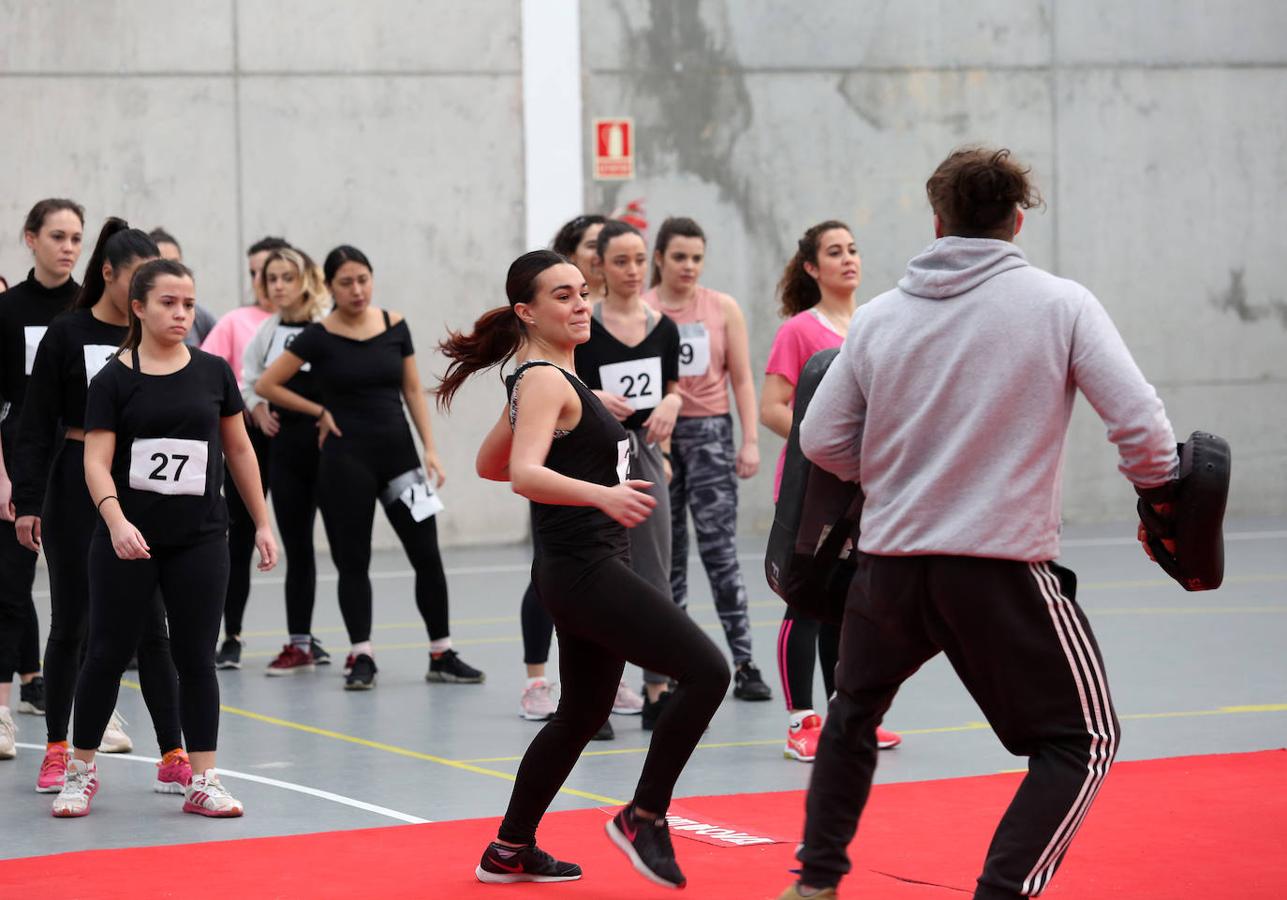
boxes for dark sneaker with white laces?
[344,654,377,690]
[215,638,242,670]
[733,662,773,701]
[19,676,46,715]
[310,637,331,666]
[606,805,686,889]
[475,842,582,884]
[425,649,485,684]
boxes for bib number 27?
[129,438,209,497]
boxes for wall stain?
[1209,267,1287,328]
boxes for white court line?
[13,743,429,825]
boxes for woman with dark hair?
[643,216,771,702]
[53,258,277,817]
[239,247,333,674]
[255,245,482,690]
[148,228,217,347]
[761,221,901,764]
[13,219,189,792]
[550,214,607,297]
[0,199,84,760]
[439,249,728,889]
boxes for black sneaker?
[425,649,485,684]
[18,676,45,715]
[592,718,615,741]
[733,662,773,701]
[310,637,331,666]
[125,654,139,671]
[344,653,377,690]
[215,638,242,670]
[606,805,686,889]
[475,841,582,884]
[640,689,672,732]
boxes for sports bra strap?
[130,349,140,372]
[592,303,657,331]
[381,309,391,328]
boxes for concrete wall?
[581,0,1287,531]
[2,2,1283,549]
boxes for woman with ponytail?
[255,245,482,690]
[439,250,728,890]
[13,219,190,792]
[0,199,84,760]
[761,220,901,764]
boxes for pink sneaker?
[155,748,193,794]
[784,714,823,762]
[877,726,902,750]
[36,745,70,793]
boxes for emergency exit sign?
[594,118,634,180]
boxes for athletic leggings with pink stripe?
[777,608,840,712]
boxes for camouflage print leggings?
[669,415,753,665]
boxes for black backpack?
[764,349,863,625]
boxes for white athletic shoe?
[0,707,16,759]
[612,680,644,715]
[98,710,133,754]
[520,680,557,721]
[52,759,98,817]
[183,770,244,818]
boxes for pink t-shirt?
[765,309,845,500]
[200,305,272,387]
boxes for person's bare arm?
[723,296,760,478]
[220,413,277,572]
[476,404,512,482]
[84,429,149,560]
[760,373,795,439]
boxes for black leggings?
[498,550,730,845]
[521,582,554,666]
[317,433,449,645]
[0,519,39,681]
[777,607,841,712]
[269,417,319,636]
[74,536,228,753]
[42,443,182,750]
[223,422,271,637]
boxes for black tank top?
[505,360,629,558]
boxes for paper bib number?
[616,438,630,483]
[265,325,310,371]
[677,323,711,377]
[599,357,662,411]
[24,326,47,375]
[83,344,118,384]
[129,438,209,496]
[401,479,444,523]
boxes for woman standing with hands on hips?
[762,221,901,763]
[255,246,484,690]
[439,250,728,889]
[53,259,278,818]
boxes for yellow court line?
[119,679,624,807]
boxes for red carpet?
[3,751,1283,898]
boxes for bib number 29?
[129,438,209,496]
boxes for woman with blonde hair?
[240,247,333,673]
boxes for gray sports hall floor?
[2,517,1284,860]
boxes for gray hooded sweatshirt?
[799,237,1177,562]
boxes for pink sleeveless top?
[643,285,730,417]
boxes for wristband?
[316,407,328,420]
[96,495,119,513]
[661,451,673,463]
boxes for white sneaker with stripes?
[183,770,244,818]
[51,758,98,817]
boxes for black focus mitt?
[1136,431,1231,591]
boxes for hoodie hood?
[897,237,1029,300]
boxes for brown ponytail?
[435,249,569,411]
[777,219,850,317]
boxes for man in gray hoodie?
[779,148,1179,900]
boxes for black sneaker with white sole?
[425,649,485,683]
[18,676,45,715]
[592,718,615,741]
[215,638,242,670]
[310,637,331,666]
[733,662,773,701]
[344,654,377,690]
[606,805,686,889]
[475,842,582,884]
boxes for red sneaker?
[36,745,69,793]
[155,748,193,794]
[266,644,316,677]
[784,714,823,762]
[877,726,902,750]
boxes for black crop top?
[12,308,127,518]
[85,349,243,547]
[506,361,629,558]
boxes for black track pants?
[269,418,319,636]
[497,551,731,845]
[799,555,1118,899]
[0,518,38,681]
[777,607,840,712]
[222,422,270,638]
[317,434,449,645]
[41,443,181,750]
[74,536,229,753]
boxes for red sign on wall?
[594,118,634,180]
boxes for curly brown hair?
[776,220,851,318]
[926,147,1043,238]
